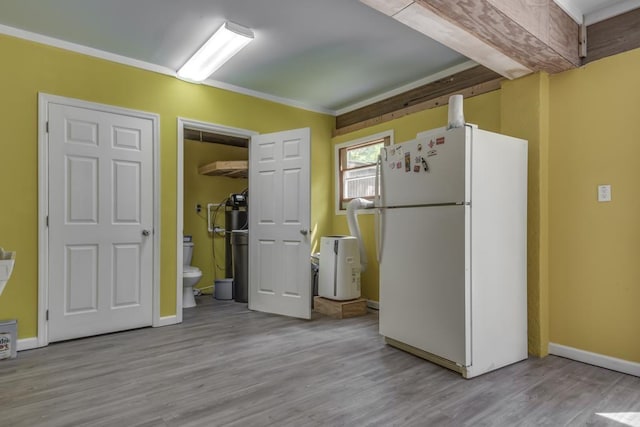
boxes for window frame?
[334,130,393,215]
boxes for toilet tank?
[183,242,194,266]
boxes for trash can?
[231,230,249,303]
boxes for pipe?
[346,198,375,272]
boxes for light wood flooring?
[1,297,639,427]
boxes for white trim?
[334,130,394,215]
[0,23,333,116]
[38,93,161,345]
[0,23,176,77]
[152,110,162,328]
[176,118,258,319]
[177,123,184,324]
[156,315,179,327]
[335,60,478,115]
[17,337,39,352]
[37,95,49,349]
[203,78,334,115]
[367,300,380,310]
[549,342,640,377]
[584,0,640,25]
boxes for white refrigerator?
[376,124,528,379]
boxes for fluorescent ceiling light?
[177,21,254,82]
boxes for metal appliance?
[225,192,247,278]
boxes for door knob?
[299,229,308,236]
[142,229,151,236]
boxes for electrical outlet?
[598,185,611,202]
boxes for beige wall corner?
[501,72,550,357]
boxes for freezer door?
[379,127,469,207]
[379,205,470,366]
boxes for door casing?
[37,93,161,347]
[176,118,257,321]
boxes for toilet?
[183,242,203,308]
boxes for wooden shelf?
[198,161,248,179]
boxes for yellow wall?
[3,25,638,365]
[331,91,502,301]
[501,73,550,357]
[0,34,334,338]
[548,48,640,363]
[183,140,248,292]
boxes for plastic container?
[214,278,233,300]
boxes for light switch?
[598,185,611,202]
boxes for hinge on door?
[46,121,49,133]
[46,310,49,321]
[46,216,49,227]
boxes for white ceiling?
[554,0,640,24]
[0,0,636,114]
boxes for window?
[335,131,392,212]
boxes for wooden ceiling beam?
[335,65,503,136]
[586,7,640,64]
[360,0,580,79]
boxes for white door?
[48,103,154,342]
[248,128,311,319]
[379,205,470,366]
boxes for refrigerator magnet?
[427,149,437,157]
[436,137,445,145]
[413,165,420,173]
[428,139,435,149]
[396,161,402,169]
[404,152,411,172]
[417,143,423,151]
[421,157,430,172]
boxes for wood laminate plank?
[1,298,638,426]
[335,65,503,135]
[586,7,640,64]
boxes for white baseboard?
[17,337,39,351]
[156,315,179,327]
[367,300,379,310]
[549,342,640,377]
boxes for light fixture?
[177,21,254,82]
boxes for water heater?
[318,236,361,300]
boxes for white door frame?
[37,93,161,347]
[176,118,257,321]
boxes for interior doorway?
[176,119,257,322]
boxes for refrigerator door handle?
[375,154,382,208]
[375,154,383,262]
[375,207,383,263]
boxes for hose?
[346,198,375,272]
